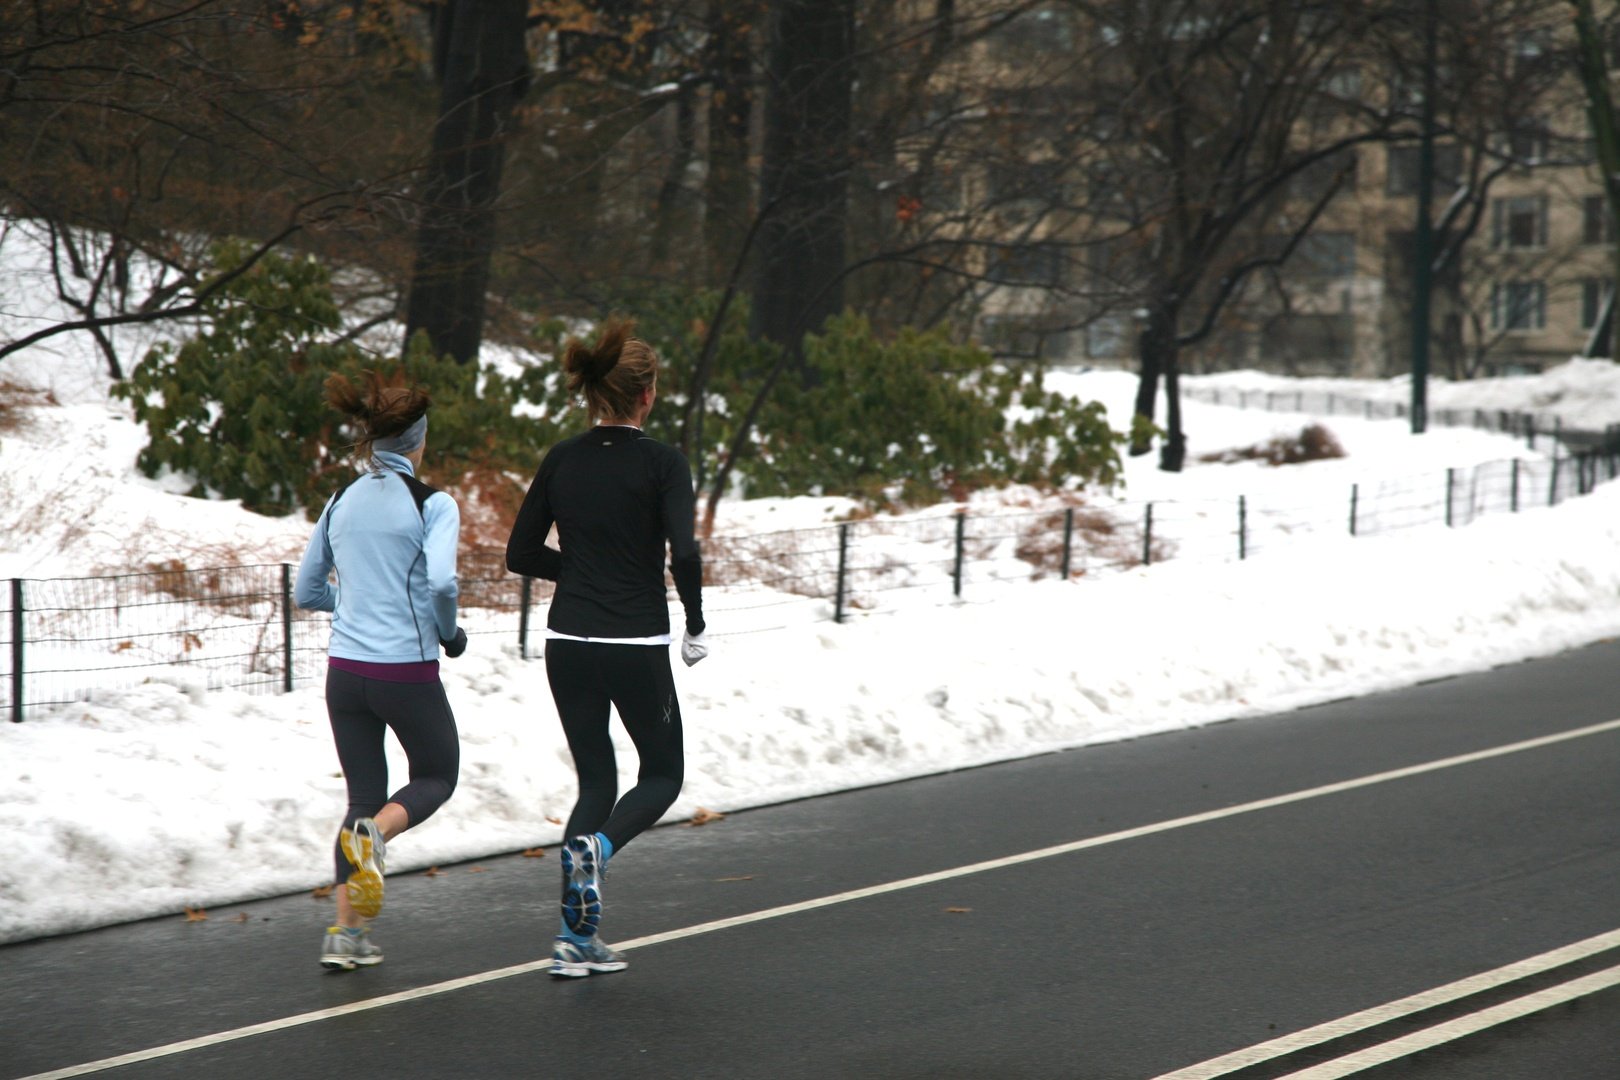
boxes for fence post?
[1525,414,1535,451]
[1059,507,1074,580]
[10,579,22,723]
[1349,484,1359,537]
[519,576,533,659]
[1548,449,1560,507]
[1238,495,1247,560]
[1510,459,1520,513]
[834,523,850,623]
[1142,503,1154,566]
[280,564,294,694]
[952,512,966,598]
[1444,468,1454,527]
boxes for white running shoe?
[320,926,383,970]
[549,935,626,978]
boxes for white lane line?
[1271,963,1620,1080]
[1149,928,1620,1079]
[21,716,1620,1080]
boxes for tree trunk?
[1571,0,1620,361]
[402,0,529,365]
[704,0,758,282]
[1131,314,1163,456]
[651,86,699,271]
[1159,345,1186,472]
[750,0,855,349]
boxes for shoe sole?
[560,839,602,937]
[549,959,627,978]
[320,954,384,971]
[341,821,385,919]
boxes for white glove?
[681,630,709,667]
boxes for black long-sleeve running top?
[506,425,704,639]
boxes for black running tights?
[325,667,460,884]
[544,639,685,854]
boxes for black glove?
[440,627,468,658]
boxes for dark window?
[1491,196,1547,249]
[1581,278,1613,329]
[1583,196,1616,245]
[1289,150,1358,202]
[1386,144,1461,196]
[1260,313,1355,363]
[989,6,1077,54]
[1288,232,1356,279]
[986,160,1068,208]
[1491,281,1546,331]
[1086,314,1132,359]
[987,243,1065,287]
[1506,123,1549,164]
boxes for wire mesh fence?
[1183,384,1620,456]
[5,447,1617,719]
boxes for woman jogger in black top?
[506,319,707,978]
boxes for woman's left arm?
[423,493,461,642]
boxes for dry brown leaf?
[183,906,208,922]
[688,807,725,826]
[521,847,547,858]
[311,884,335,899]
[232,912,250,924]
[944,907,972,914]
[545,816,563,825]
[424,866,443,877]
[467,865,489,874]
[715,875,755,882]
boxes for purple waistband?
[328,657,441,684]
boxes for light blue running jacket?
[294,452,460,663]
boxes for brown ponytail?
[562,318,659,424]
[324,369,431,461]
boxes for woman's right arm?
[506,451,563,580]
[293,498,339,612]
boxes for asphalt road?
[3,639,1617,1080]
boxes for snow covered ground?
[4,231,1620,944]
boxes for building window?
[1386,144,1461,196]
[989,6,1077,54]
[1289,149,1358,202]
[1583,196,1616,245]
[987,243,1064,287]
[1491,281,1547,331]
[1288,232,1356,279]
[1491,196,1547,249]
[1086,313,1132,359]
[1581,278,1613,329]
[986,159,1068,209]
[1260,313,1356,363]
[1505,121,1550,165]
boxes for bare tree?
[0,1,432,368]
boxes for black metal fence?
[5,448,1617,720]
[1182,384,1620,456]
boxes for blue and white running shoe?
[559,834,606,938]
[549,935,627,978]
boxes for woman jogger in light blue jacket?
[295,371,466,971]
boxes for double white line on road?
[19,715,1620,1080]
[1150,930,1620,1079]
